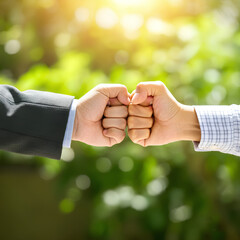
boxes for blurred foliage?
[0,0,240,239]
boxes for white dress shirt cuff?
[193,105,240,156]
[62,99,78,148]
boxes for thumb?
[97,84,130,105]
[132,81,166,105]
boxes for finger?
[131,91,153,107]
[139,96,154,107]
[108,98,122,106]
[104,106,128,118]
[136,140,145,146]
[128,116,153,129]
[103,128,126,145]
[130,90,136,100]
[128,129,150,143]
[102,118,127,130]
[131,81,167,104]
[96,84,130,105]
[128,104,153,117]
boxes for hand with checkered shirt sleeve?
[194,105,240,157]
[129,81,240,157]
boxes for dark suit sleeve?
[0,85,74,159]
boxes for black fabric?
[0,85,74,159]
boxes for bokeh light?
[76,175,91,190]
[146,178,167,196]
[118,157,134,172]
[103,190,120,206]
[4,40,21,55]
[75,7,90,23]
[61,148,75,162]
[121,14,144,32]
[96,8,118,29]
[0,0,240,239]
[146,18,174,36]
[59,198,75,214]
[170,205,192,223]
[113,0,146,7]
[54,33,71,48]
[131,195,148,211]
[96,157,112,172]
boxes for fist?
[102,98,128,145]
[128,97,154,144]
[128,81,182,146]
[72,84,130,147]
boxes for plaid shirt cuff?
[193,105,240,157]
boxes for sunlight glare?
[96,8,118,29]
[121,14,144,32]
[147,18,173,36]
[75,7,90,23]
[113,0,146,7]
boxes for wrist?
[72,113,78,141]
[177,105,201,142]
[72,100,81,142]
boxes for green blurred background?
[0,0,240,239]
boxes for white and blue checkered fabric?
[194,105,240,157]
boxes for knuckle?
[103,107,110,117]
[145,129,151,138]
[122,106,129,117]
[121,119,127,129]
[127,116,135,128]
[137,82,145,90]
[127,129,134,140]
[112,84,128,92]
[109,138,117,147]
[128,105,134,115]
[131,129,138,138]
[149,118,154,127]
[110,128,116,135]
[120,131,126,141]
[120,84,128,91]
[147,106,153,116]
[95,83,106,90]
[102,118,107,127]
[106,128,112,135]
[156,81,165,89]
[132,138,139,144]
[137,140,144,146]
[128,130,138,142]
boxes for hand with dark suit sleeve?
[72,84,130,147]
[0,84,130,159]
[0,85,74,159]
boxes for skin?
[72,82,201,148]
[72,84,130,147]
[128,81,201,146]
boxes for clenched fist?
[128,81,201,146]
[72,84,129,147]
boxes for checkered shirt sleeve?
[193,105,240,157]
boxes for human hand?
[72,84,129,147]
[128,81,201,146]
